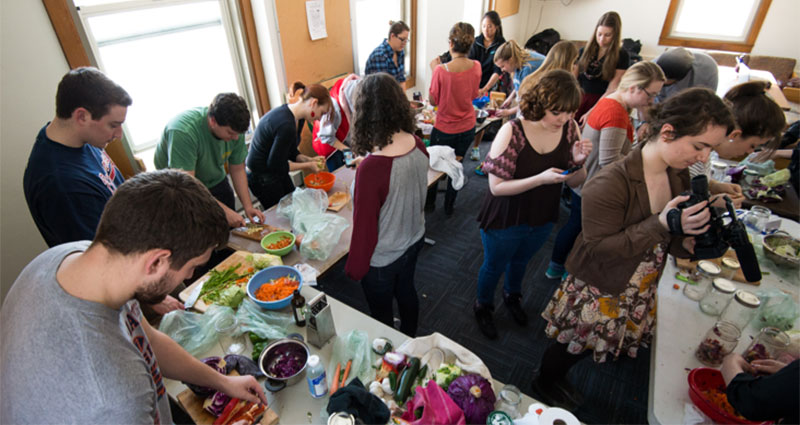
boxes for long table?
[165,286,542,424]
[648,217,800,424]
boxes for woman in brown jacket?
[533,88,736,407]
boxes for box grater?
[306,292,336,348]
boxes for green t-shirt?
[154,106,247,188]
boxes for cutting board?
[675,249,760,285]
[179,251,257,312]
[231,223,287,242]
[176,372,279,425]
[326,191,351,212]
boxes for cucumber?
[416,365,428,384]
[388,371,398,392]
[394,357,421,404]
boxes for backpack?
[622,38,643,63]
[525,28,560,55]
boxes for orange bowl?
[687,368,770,424]
[304,172,335,192]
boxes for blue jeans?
[360,237,424,336]
[548,189,582,273]
[477,223,555,306]
[429,127,475,209]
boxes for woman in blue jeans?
[474,70,591,339]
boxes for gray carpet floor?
[315,141,651,424]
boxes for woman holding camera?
[534,88,735,407]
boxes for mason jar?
[719,290,761,332]
[720,257,741,281]
[684,260,720,301]
[699,278,737,316]
[742,327,791,362]
[695,321,741,367]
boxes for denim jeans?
[477,223,555,306]
[548,189,582,273]
[428,127,475,209]
[360,237,424,336]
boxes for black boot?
[503,292,528,326]
[473,302,498,339]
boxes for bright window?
[75,0,254,152]
[659,0,772,52]
[351,0,408,77]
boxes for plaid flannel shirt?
[364,39,406,83]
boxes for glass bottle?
[292,289,306,327]
[699,278,737,316]
[719,290,761,332]
[695,321,741,367]
[742,327,791,362]
[684,260,720,301]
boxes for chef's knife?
[183,278,207,309]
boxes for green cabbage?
[216,285,246,309]
[434,363,461,389]
[246,253,283,271]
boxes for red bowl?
[304,172,335,192]
[687,368,770,424]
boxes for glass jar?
[711,161,729,181]
[742,327,791,362]
[743,206,772,234]
[720,257,741,281]
[742,169,759,188]
[699,278,737,316]
[719,290,761,332]
[495,384,522,419]
[684,260,720,301]
[695,321,741,367]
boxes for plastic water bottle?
[306,355,328,398]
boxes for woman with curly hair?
[473,70,592,340]
[344,73,429,336]
[534,88,735,408]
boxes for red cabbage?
[185,357,226,397]
[447,374,496,424]
[203,391,231,417]
[224,354,264,378]
[264,342,307,378]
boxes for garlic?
[381,377,393,395]
[369,380,384,397]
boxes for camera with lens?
[667,175,761,282]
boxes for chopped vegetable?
[447,374,496,424]
[200,264,251,304]
[250,333,269,362]
[434,364,462,389]
[245,253,282,271]
[254,276,299,302]
[204,392,232,417]
[217,284,246,308]
[186,357,227,397]
[673,283,680,290]
[703,388,746,420]
[266,235,293,250]
[266,343,306,378]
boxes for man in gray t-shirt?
[0,170,267,424]
[655,47,719,102]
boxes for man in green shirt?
[155,93,265,227]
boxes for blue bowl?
[247,265,303,310]
[472,95,490,109]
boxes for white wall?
[0,0,69,303]
[523,0,800,63]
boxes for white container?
[305,355,328,398]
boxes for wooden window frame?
[658,0,771,53]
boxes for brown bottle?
[292,289,306,327]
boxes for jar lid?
[711,161,728,168]
[721,257,740,269]
[712,278,736,293]
[698,260,722,275]
[734,290,760,308]
[744,169,759,175]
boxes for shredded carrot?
[254,276,299,301]
[266,236,292,250]
[702,388,745,420]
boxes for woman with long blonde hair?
[520,40,579,93]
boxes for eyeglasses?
[396,35,409,44]
[640,86,658,99]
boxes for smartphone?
[561,165,583,175]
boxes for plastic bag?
[755,289,799,331]
[235,298,294,340]
[400,382,465,425]
[276,188,350,260]
[159,305,237,357]
[327,330,374,385]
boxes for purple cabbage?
[224,354,264,378]
[447,374,496,424]
[264,342,307,378]
[184,357,226,397]
[203,391,231,417]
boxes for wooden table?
[229,166,445,277]
[742,182,799,221]
[647,218,800,424]
[166,286,544,424]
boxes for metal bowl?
[763,232,800,269]
[410,100,424,114]
[258,334,309,392]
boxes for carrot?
[330,363,341,394]
[341,359,352,387]
[254,275,299,301]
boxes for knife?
[183,278,207,309]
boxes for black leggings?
[539,342,590,382]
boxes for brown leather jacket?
[566,145,693,296]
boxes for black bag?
[525,28,560,55]
[622,38,643,63]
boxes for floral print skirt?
[542,243,667,363]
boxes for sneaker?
[470,146,480,161]
[530,376,578,411]
[503,293,528,326]
[474,163,486,176]
[545,264,565,280]
[473,302,498,339]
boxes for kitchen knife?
[183,278,207,309]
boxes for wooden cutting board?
[178,251,260,312]
[231,223,287,242]
[326,191,351,212]
[675,249,760,285]
[176,371,279,425]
